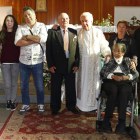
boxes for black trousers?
[102,80,132,120]
[50,71,76,111]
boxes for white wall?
[114,6,140,26]
[0,6,12,30]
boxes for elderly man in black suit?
[100,43,139,134]
[46,13,79,116]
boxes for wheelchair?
[96,80,139,140]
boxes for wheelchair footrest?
[96,120,103,131]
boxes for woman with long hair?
[0,15,20,111]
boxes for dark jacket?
[109,33,138,59]
[100,57,139,85]
[46,27,79,73]
[134,27,140,67]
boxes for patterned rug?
[0,104,140,140]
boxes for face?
[24,10,36,25]
[80,15,92,31]
[5,16,14,30]
[113,46,125,59]
[117,23,128,36]
[58,13,69,29]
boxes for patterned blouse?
[15,22,47,65]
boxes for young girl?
[0,15,20,111]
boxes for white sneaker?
[19,105,30,115]
[38,105,45,114]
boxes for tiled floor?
[0,103,11,131]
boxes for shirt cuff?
[107,73,114,79]
[128,74,133,80]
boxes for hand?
[130,61,136,70]
[104,55,112,63]
[121,75,130,81]
[72,67,78,73]
[52,24,59,30]
[22,36,27,41]
[111,75,123,82]
[50,66,56,73]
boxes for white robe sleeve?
[99,30,111,57]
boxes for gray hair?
[58,13,69,19]
[80,12,93,22]
[112,43,127,53]
[23,7,35,14]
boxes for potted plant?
[94,14,114,32]
[129,16,140,26]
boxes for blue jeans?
[19,61,44,105]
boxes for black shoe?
[52,111,58,116]
[70,108,79,114]
[115,124,127,135]
[11,102,16,111]
[103,122,112,132]
[6,100,11,110]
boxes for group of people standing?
[0,6,139,129]
[0,6,111,116]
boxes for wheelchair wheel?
[128,126,139,140]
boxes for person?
[134,26,140,65]
[134,26,140,111]
[76,12,111,112]
[46,13,79,116]
[0,15,20,111]
[15,7,47,114]
[100,43,139,134]
[109,20,138,66]
[52,12,111,112]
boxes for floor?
[0,103,11,131]
[0,67,51,131]
[1,103,140,132]
[1,70,140,132]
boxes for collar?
[117,33,129,41]
[84,26,92,34]
[25,21,37,29]
[60,27,68,32]
[114,56,123,64]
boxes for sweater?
[1,32,20,63]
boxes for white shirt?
[14,22,47,65]
[107,56,133,80]
[60,27,69,58]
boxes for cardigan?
[100,57,139,83]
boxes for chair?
[96,80,139,140]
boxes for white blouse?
[107,56,133,80]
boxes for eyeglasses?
[113,50,122,53]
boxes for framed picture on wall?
[36,0,47,12]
